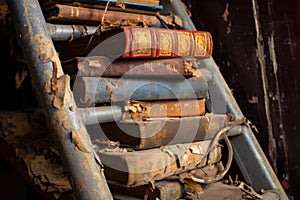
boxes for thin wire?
[86,0,110,49]
[191,134,233,184]
[190,118,246,184]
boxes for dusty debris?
[157,13,183,29]
[183,60,201,78]
[0,110,73,199]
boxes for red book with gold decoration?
[58,26,213,60]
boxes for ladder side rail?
[6,0,113,199]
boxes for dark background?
[0,0,299,199]
[186,0,299,199]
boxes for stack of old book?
[41,1,232,199]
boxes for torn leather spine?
[96,139,222,187]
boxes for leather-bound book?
[73,75,208,105]
[88,113,228,150]
[58,26,213,60]
[43,4,159,26]
[39,0,163,11]
[62,56,203,78]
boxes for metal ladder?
[6,0,288,199]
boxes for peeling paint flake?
[52,110,73,130]
[222,2,230,22]
[71,129,91,153]
[52,75,72,109]
[33,34,55,63]
[183,60,201,77]
[189,144,205,155]
[33,34,64,94]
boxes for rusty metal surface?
[91,113,228,150]
[77,105,123,125]
[6,0,113,199]
[74,75,209,105]
[124,99,205,119]
[45,23,98,41]
[97,140,222,187]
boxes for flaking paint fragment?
[15,66,28,89]
[183,60,201,78]
[33,34,64,94]
[52,110,72,130]
[52,75,72,109]
[71,129,90,153]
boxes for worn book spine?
[97,140,222,187]
[89,113,228,150]
[60,26,213,59]
[43,4,159,26]
[73,75,208,105]
[123,99,206,119]
[40,0,163,11]
[62,56,202,77]
[42,2,159,16]
[119,26,213,58]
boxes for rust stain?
[105,84,113,98]
[105,79,117,101]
